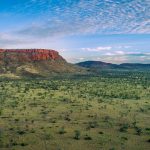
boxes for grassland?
[0,70,150,150]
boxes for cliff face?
[0,49,65,62]
[0,49,84,78]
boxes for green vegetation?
[74,130,81,140]
[0,70,150,150]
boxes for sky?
[0,0,150,63]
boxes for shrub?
[58,127,66,134]
[0,109,3,116]
[44,133,52,140]
[98,131,104,134]
[20,142,28,146]
[121,136,128,141]
[84,134,92,140]
[17,130,26,135]
[109,148,116,150]
[88,121,98,129]
[74,130,81,140]
[119,124,129,132]
[135,127,142,136]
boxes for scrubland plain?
[0,70,150,150]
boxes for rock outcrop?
[0,49,65,62]
[0,49,84,78]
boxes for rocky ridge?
[0,49,65,62]
[0,49,84,78]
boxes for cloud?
[0,33,33,47]
[115,51,126,55]
[82,46,112,51]
[105,52,115,56]
[103,50,145,56]
[72,53,150,64]
[0,0,149,61]
[10,0,150,39]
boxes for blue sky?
[0,0,150,63]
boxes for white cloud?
[104,51,145,56]
[10,0,150,39]
[0,33,33,47]
[0,0,149,48]
[115,51,125,55]
[105,52,115,56]
[82,46,112,51]
[79,57,85,60]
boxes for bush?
[84,134,92,140]
[74,130,81,140]
[0,109,3,116]
[135,127,142,136]
[43,133,52,140]
[58,127,66,134]
[98,131,104,134]
[20,142,28,146]
[17,130,26,135]
[147,139,150,143]
[88,121,98,129]
[119,124,129,132]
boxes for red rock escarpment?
[0,49,65,62]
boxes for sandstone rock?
[0,49,85,78]
[0,49,65,62]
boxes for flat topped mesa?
[0,49,64,61]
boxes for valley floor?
[0,71,150,150]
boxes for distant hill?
[76,61,117,69]
[119,63,150,69]
[76,61,150,70]
[0,49,85,78]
